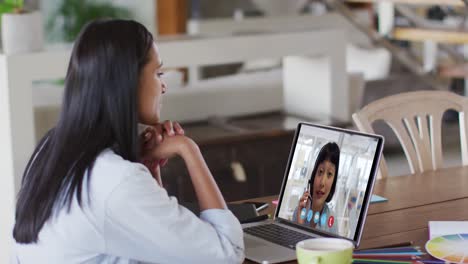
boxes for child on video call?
[292,142,340,234]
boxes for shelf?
[393,27,468,44]
[346,0,464,6]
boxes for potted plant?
[1,0,44,54]
[47,0,132,43]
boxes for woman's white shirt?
[13,149,245,264]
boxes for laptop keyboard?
[244,224,314,249]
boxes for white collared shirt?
[13,149,245,264]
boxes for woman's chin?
[314,199,326,209]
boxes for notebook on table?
[429,221,468,239]
[243,122,384,263]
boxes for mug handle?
[307,256,321,264]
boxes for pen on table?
[363,241,414,250]
[355,246,420,253]
[354,248,422,255]
[353,253,422,259]
[414,260,447,264]
[353,260,444,264]
[353,259,412,264]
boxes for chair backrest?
[352,91,468,178]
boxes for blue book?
[370,194,388,204]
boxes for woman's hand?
[141,121,184,163]
[140,120,185,183]
[142,122,226,211]
[298,190,310,210]
[296,190,310,224]
[149,135,197,161]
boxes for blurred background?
[2,2,468,260]
[2,0,467,206]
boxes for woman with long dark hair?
[12,20,244,263]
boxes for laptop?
[243,122,384,263]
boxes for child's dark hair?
[308,142,340,202]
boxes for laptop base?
[244,234,296,264]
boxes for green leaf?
[47,0,133,42]
[1,0,23,9]
[0,3,16,11]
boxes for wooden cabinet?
[161,134,293,202]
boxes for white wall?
[113,0,156,36]
[0,55,16,264]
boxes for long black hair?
[13,19,154,243]
[308,142,341,203]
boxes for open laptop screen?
[276,123,383,242]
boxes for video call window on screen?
[278,125,379,239]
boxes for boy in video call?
[292,142,340,234]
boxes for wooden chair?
[352,91,468,178]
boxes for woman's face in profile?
[138,42,166,125]
[312,160,336,208]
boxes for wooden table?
[243,166,468,263]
